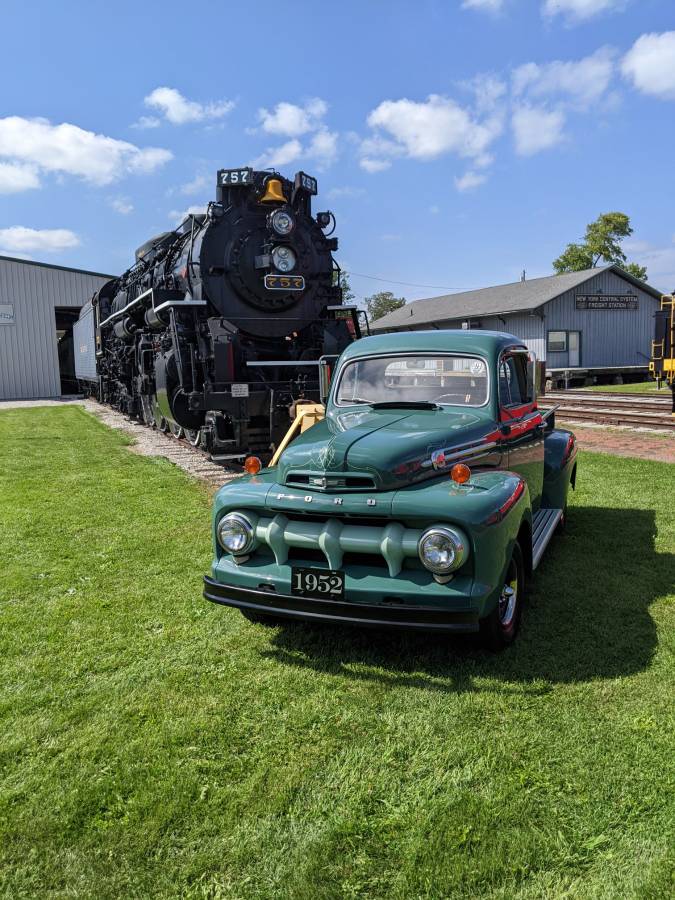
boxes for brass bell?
[259,178,286,203]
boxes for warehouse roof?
[370,264,663,332]
[0,254,113,280]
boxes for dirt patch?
[560,421,675,463]
[84,400,240,488]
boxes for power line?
[345,270,465,292]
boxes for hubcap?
[499,563,518,627]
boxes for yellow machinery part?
[270,402,325,467]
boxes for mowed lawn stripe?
[0,406,673,899]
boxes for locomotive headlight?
[418,526,469,575]
[270,208,295,236]
[271,245,297,273]
[217,513,254,555]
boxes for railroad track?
[546,391,674,432]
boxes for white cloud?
[623,238,675,289]
[466,74,508,112]
[462,0,503,12]
[252,139,303,170]
[307,129,339,169]
[622,32,675,100]
[180,173,209,195]
[144,87,234,125]
[0,162,40,193]
[110,197,134,215]
[454,170,488,191]
[327,186,365,199]
[512,105,566,155]
[0,226,80,253]
[542,0,626,23]
[253,130,339,172]
[132,116,161,130]
[362,95,503,173]
[512,47,616,108]
[0,116,172,186]
[168,205,207,225]
[360,157,391,173]
[429,204,440,214]
[257,99,328,137]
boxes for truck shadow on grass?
[260,506,671,690]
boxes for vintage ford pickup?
[203,331,577,648]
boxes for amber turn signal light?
[451,463,471,484]
[244,456,262,475]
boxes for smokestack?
[521,270,526,282]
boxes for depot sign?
[575,295,638,310]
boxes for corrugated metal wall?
[542,269,658,368]
[73,304,97,380]
[0,258,110,399]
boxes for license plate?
[291,567,345,600]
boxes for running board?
[532,507,563,569]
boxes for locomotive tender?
[75,167,356,458]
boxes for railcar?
[651,292,675,413]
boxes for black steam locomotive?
[76,167,358,459]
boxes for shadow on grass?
[260,506,671,690]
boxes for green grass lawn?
[1,407,674,899]
[578,381,666,394]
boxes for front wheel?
[479,542,525,651]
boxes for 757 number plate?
[291,567,344,600]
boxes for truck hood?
[277,407,499,492]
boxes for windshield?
[335,354,489,408]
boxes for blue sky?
[1,0,674,302]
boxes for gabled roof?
[370,265,663,332]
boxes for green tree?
[553,212,647,281]
[335,270,356,305]
[364,290,406,322]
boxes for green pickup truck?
[203,330,577,649]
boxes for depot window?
[547,331,567,352]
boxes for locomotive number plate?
[291,567,345,600]
[218,168,252,186]
[264,274,305,291]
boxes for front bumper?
[203,576,480,633]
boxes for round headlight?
[270,208,295,236]
[271,245,297,273]
[418,526,468,574]
[217,513,254,555]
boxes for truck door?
[498,351,544,511]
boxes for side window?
[499,354,532,407]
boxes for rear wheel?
[480,542,525,651]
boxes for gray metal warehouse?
[0,255,111,400]
[371,265,663,384]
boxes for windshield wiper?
[344,397,373,405]
[370,401,440,410]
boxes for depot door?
[568,331,581,367]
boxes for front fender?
[392,470,531,617]
[543,428,577,509]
